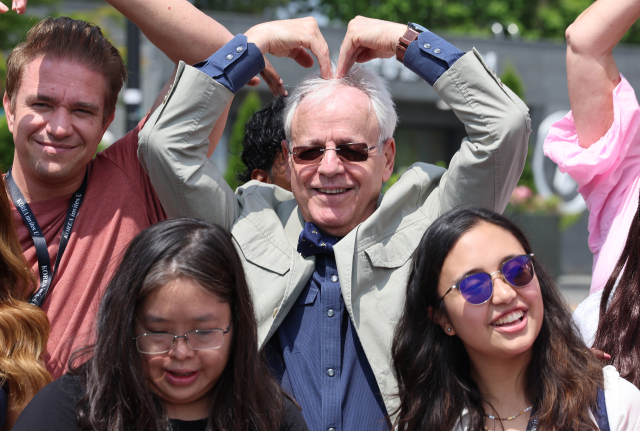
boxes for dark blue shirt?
[194,30,464,93]
[193,34,264,93]
[195,26,465,431]
[266,252,389,431]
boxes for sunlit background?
[3,0,638,306]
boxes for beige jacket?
[138,49,531,416]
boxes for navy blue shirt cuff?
[193,34,265,94]
[403,31,465,86]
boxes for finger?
[0,2,9,13]
[589,348,611,361]
[303,25,332,79]
[339,45,366,78]
[261,58,286,96]
[355,48,378,64]
[12,0,26,14]
[288,46,314,69]
[247,76,261,87]
[336,32,357,78]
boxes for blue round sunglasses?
[440,254,535,305]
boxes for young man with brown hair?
[1,3,282,378]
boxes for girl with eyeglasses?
[0,181,51,430]
[392,207,640,431]
[12,218,308,431]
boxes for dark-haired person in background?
[13,218,308,431]
[544,0,640,389]
[393,207,640,431]
[238,96,291,191]
[0,0,283,378]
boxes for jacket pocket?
[232,217,291,276]
[361,221,429,323]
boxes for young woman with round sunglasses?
[12,218,308,431]
[392,207,640,431]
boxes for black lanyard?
[5,168,88,307]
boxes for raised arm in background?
[1,0,285,95]
[566,0,640,147]
[105,0,285,96]
[105,0,287,156]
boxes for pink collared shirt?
[544,75,640,295]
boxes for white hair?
[283,64,397,152]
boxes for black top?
[13,374,308,431]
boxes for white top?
[573,291,604,347]
[451,366,640,430]
[573,278,619,347]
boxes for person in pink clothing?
[544,0,640,388]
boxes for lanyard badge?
[5,168,88,307]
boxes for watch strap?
[396,27,420,63]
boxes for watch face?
[408,22,428,33]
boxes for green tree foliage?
[0,116,13,173]
[315,0,598,40]
[0,0,58,51]
[197,0,640,43]
[224,91,262,191]
[193,0,289,15]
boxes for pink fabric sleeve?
[544,76,640,293]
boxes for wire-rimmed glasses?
[132,323,231,354]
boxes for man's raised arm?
[138,18,330,230]
[337,17,531,215]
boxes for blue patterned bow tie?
[297,222,340,257]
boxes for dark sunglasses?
[440,254,535,305]
[290,143,377,165]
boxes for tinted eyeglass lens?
[294,147,324,164]
[459,273,494,305]
[337,143,370,162]
[292,143,371,164]
[503,255,534,287]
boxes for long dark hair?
[593,192,640,387]
[70,218,286,431]
[392,207,602,431]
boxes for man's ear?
[103,109,116,133]
[282,140,292,183]
[381,138,396,183]
[428,306,456,336]
[251,169,271,184]
[3,92,15,134]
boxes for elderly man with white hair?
[138,16,531,430]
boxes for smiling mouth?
[167,370,196,377]
[491,310,525,327]
[316,188,348,194]
[36,141,76,151]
